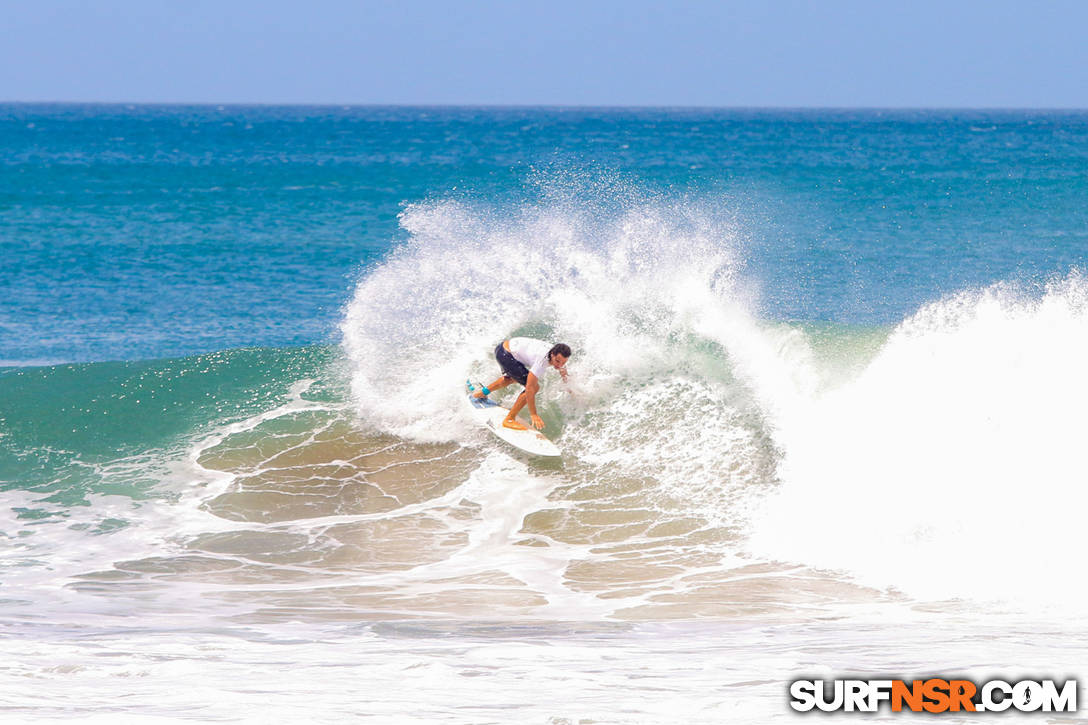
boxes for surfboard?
[465,381,561,458]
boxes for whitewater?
[3,106,1088,722]
[7,197,1086,723]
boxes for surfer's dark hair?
[548,343,572,360]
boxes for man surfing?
[471,337,572,431]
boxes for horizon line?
[3,100,1088,113]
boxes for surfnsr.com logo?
[789,678,1078,713]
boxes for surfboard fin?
[466,380,490,396]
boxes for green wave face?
[0,345,342,504]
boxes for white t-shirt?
[508,337,554,380]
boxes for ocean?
[2,104,1087,722]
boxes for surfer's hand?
[530,414,545,430]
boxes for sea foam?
[751,273,1088,608]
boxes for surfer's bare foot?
[472,390,486,399]
[502,418,527,431]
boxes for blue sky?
[3,0,1086,107]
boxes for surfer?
[472,338,571,431]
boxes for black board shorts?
[495,342,530,386]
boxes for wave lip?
[339,185,750,443]
[752,273,1088,610]
[11,183,1088,625]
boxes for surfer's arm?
[524,373,544,429]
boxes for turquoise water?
[3,105,1088,721]
[5,106,1088,364]
[6,104,1087,497]
[0,346,337,500]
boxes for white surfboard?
[465,382,561,458]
